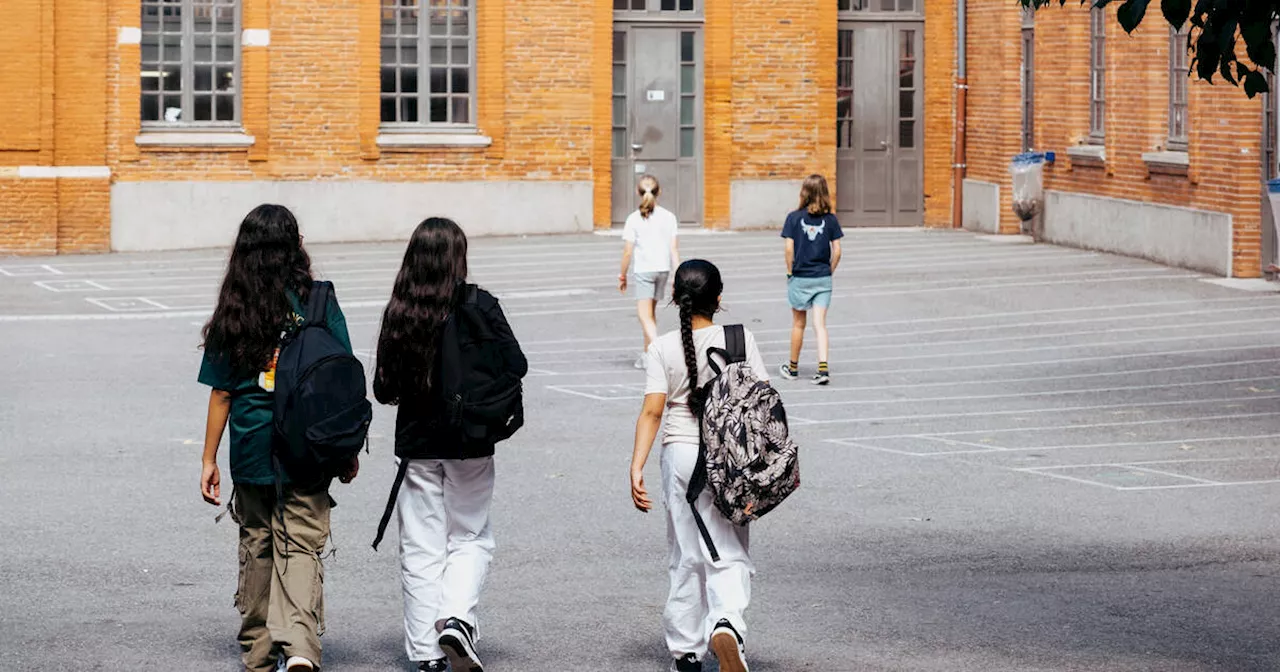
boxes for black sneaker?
[710,619,749,672]
[418,659,448,672]
[439,617,483,672]
[778,363,799,380]
[670,653,702,672]
[811,371,830,386]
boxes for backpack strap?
[371,458,411,551]
[706,324,747,377]
[305,281,333,326]
[686,435,722,562]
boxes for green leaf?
[1160,0,1190,30]
[1116,0,1150,32]
[1244,70,1270,98]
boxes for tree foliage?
[1021,0,1278,97]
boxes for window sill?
[135,131,256,149]
[376,133,493,150]
[1143,150,1190,177]
[1067,144,1106,167]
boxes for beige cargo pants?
[232,480,332,671]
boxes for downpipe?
[951,0,968,229]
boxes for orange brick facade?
[2,0,1268,277]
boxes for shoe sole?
[440,633,483,672]
[812,378,829,386]
[711,631,748,672]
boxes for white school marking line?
[829,432,1280,458]
[788,393,1280,426]
[1019,455,1280,471]
[783,374,1280,408]
[829,413,1280,445]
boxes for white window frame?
[379,0,478,133]
[1089,6,1106,143]
[140,0,242,128]
[1168,26,1190,152]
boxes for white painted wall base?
[110,180,594,251]
[1043,190,1232,277]
[962,179,1000,234]
[729,179,804,230]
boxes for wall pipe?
[952,0,968,228]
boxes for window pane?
[679,0,693,9]
[141,94,161,122]
[163,66,182,93]
[451,67,469,94]
[680,96,693,125]
[899,67,913,91]
[215,66,234,91]
[452,96,470,124]
[614,96,627,126]
[899,90,914,118]
[403,96,420,123]
[452,44,469,65]
[898,0,914,11]
[431,45,447,65]
[402,67,419,94]
[901,31,915,59]
[632,0,645,9]
[613,31,626,62]
[194,95,213,121]
[613,128,626,158]
[839,0,850,8]
[162,95,182,122]
[680,128,695,157]
[681,32,694,62]
[381,66,396,93]
[430,8,448,35]
[430,96,447,122]
[681,64,695,94]
[194,64,213,93]
[899,120,915,148]
[430,67,447,94]
[381,96,397,122]
[613,65,626,94]
[614,0,627,8]
[880,0,894,11]
[451,10,468,36]
[662,0,675,9]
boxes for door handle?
[631,143,644,152]
[880,139,892,149]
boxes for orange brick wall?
[924,0,957,227]
[968,4,1265,276]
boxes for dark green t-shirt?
[198,291,353,485]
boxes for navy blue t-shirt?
[782,209,844,278]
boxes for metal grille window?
[836,29,854,150]
[140,0,240,125]
[381,0,475,127]
[1089,7,1105,142]
[612,31,627,158]
[898,29,917,149]
[1168,27,1189,150]
[1021,9,1035,151]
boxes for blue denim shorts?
[787,275,833,311]
[633,271,670,301]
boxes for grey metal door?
[611,26,702,226]
[836,22,923,227]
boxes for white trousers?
[661,442,754,660]
[396,457,496,662]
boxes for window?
[839,0,918,15]
[836,29,854,150]
[1089,6,1105,142]
[381,0,475,127]
[612,31,626,158]
[1021,9,1034,151]
[613,0,697,15]
[679,31,697,158]
[898,29,917,149]
[1168,27,1189,151]
[140,0,241,125]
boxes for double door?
[836,22,923,227]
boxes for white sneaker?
[285,657,315,672]
[710,619,748,672]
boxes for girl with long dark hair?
[373,218,527,672]
[198,204,356,672]
[629,260,770,672]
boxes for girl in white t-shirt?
[629,259,770,672]
[619,174,680,369]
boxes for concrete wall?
[729,179,802,230]
[962,179,1000,234]
[1043,189,1232,276]
[110,180,593,252]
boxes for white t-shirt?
[644,325,771,445]
[622,206,679,274]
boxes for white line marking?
[41,265,63,275]
[1020,456,1280,470]
[544,385,618,401]
[1124,466,1221,485]
[785,375,1280,408]
[883,432,1280,457]
[832,412,1280,443]
[919,436,1007,451]
[86,280,110,291]
[0,268,13,277]
[1119,479,1280,491]
[502,288,596,300]
[1023,471,1125,489]
[826,440,927,457]
[526,367,558,376]
[795,393,1280,426]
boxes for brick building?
[961,3,1275,278]
[0,0,1272,277]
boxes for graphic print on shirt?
[802,219,826,242]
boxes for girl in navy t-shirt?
[779,175,843,385]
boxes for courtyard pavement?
[3,229,1280,671]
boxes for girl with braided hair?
[629,259,771,672]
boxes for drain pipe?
[951,0,968,229]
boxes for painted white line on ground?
[1020,456,1280,470]
[867,432,1280,457]
[835,419,1280,447]
[1018,470,1124,490]
[1124,466,1221,485]
[793,393,1280,426]
[1119,479,1280,491]
[41,265,64,275]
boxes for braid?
[679,300,706,418]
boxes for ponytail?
[637,174,660,219]
[678,298,706,418]
[672,258,722,418]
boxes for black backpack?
[439,284,525,445]
[273,281,373,485]
[372,284,524,549]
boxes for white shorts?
[633,271,670,302]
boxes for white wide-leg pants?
[396,457,496,662]
[661,442,754,660]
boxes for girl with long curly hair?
[197,204,356,672]
[629,259,770,672]
[373,217,527,672]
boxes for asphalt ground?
[3,229,1280,671]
